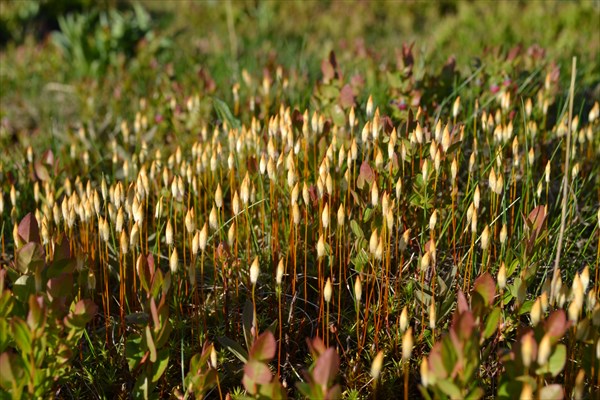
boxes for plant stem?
[551,57,576,302]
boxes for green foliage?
[0,1,599,399]
[0,213,97,398]
[51,3,157,78]
[183,342,218,399]
[296,337,341,400]
[420,274,498,399]
[242,331,286,399]
[0,0,94,45]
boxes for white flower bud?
[497,262,507,290]
[276,259,284,286]
[354,276,362,303]
[400,306,409,333]
[322,203,329,229]
[199,222,208,252]
[324,278,332,303]
[250,256,260,285]
[402,327,413,361]
[452,96,461,118]
[165,219,174,246]
[317,234,326,259]
[371,350,384,380]
[337,204,345,227]
[169,248,178,274]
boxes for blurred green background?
[1,0,599,154]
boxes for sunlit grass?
[0,1,599,399]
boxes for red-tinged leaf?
[71,299,97,323]
[26,295,45,332]
[312,348,339,388]
[0,269,5,293]
[428,342,447,379]
[411,90,422,107]
[244,359,272,385]
[16,242,45,274]
[146,253,155,278]
[527,44,546,60]
[455,310,475,341]
[47,273,73,300]
[545,310,569,342]
[307,336,327,358]
[527,205,547,237]
[400,42,414,69]
[53,235,71,262]
[201,341,213,361]
[350,73,365,89]
[380,115,394,133]
[424,239,435,253]
[340,85,355,108]
[18,213,40,244]
[242,371,257,395]
[250,331,276,362]
[41,149,54,166]
[326,384,341,399]
[359,161,375,185]
[34,160,50,182]
[506,45,522,62]
[150,297,159,327]
[457,291,469,314]
[321,59,335,82]
[473,273,496,307]
[390,152,399,171]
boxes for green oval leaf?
[483,307,501,340]
[16,242,45,275]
